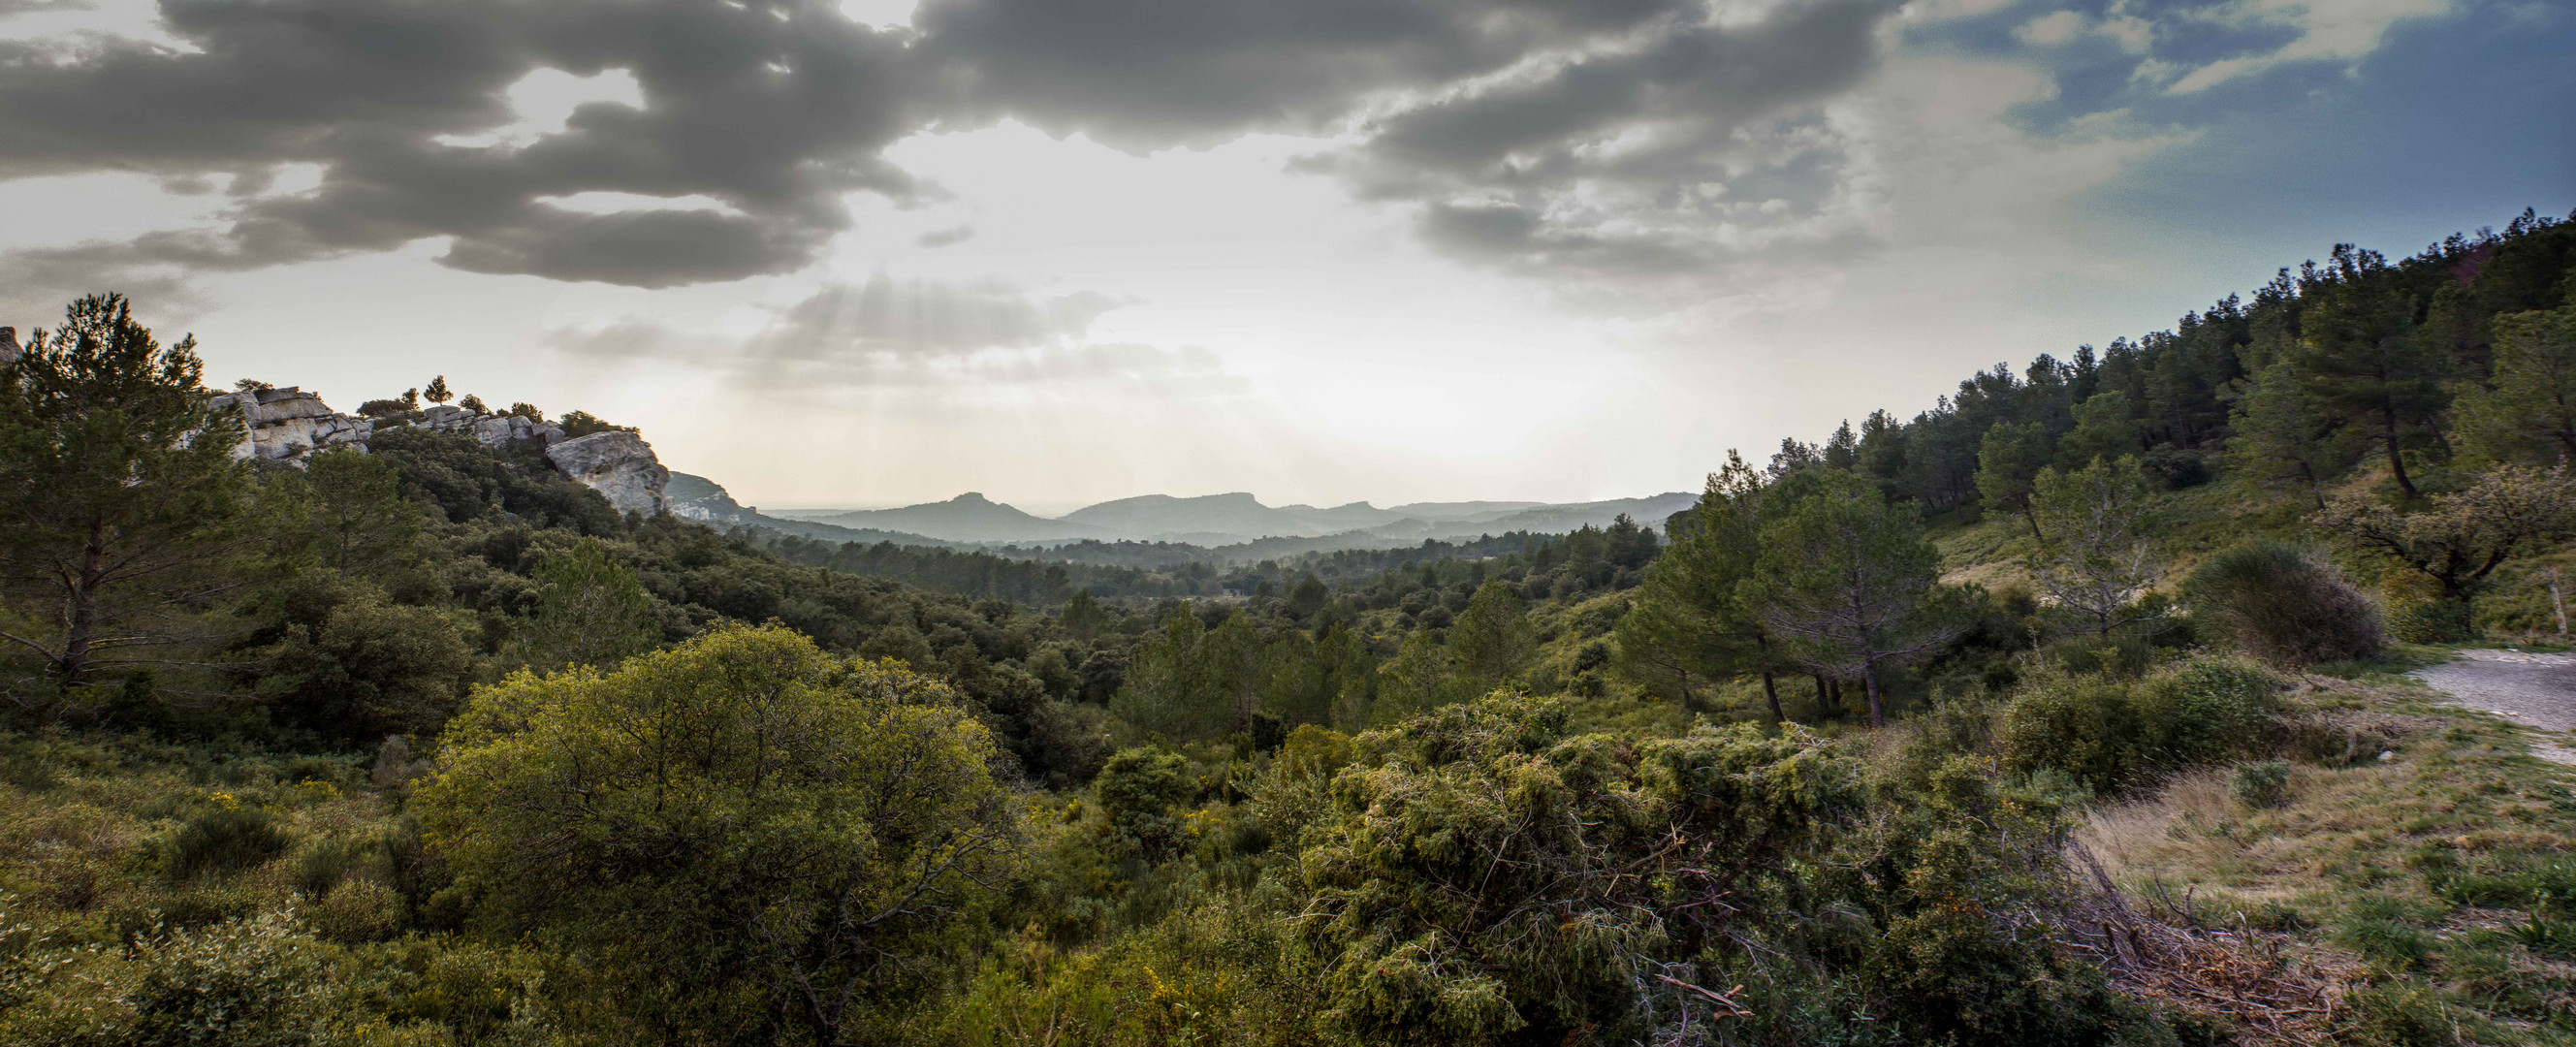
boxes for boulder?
[0,327,19,365]
[544,430,670,516]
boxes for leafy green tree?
[1110,611,1224,740]
[422,375,451,405]
[2026,457,2167,641]
[2313,463,2576,629]
[2285,249,2451,498]
[279,447,421,574]
[1745,470,1960,726]
[423,624,1023,1044]
[512,538,659,672]
[1974,421,2052,537]
[0,295,253,696]
[457,393,487,414]
[2226,359,2352,509]
[255,586,477,742]
[2453,302,2576,464]
[1614,452,1790,719]
[2052,391,2145,469]
[1447,581,1531,683]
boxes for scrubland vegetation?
[3,210,2576,1045]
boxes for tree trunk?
[2382,404,2419,499]
[1862,663,1886,728]
[1760,671,1783,724]
[1812,675,1832,715]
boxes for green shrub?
[2390,598,2476,644]
[128,910,334,1047]
[1993,656,2279,793]
[2184,541,2385,666]
[308,878,403,945]
[2131,656,2278,766]
[2230,761,2291,808]
[162,805,289,881]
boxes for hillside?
[3,210,2575,1045]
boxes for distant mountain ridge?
[704,482,1697,550]
[791,492,1111,543]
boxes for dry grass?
[2064,675,2576,1043]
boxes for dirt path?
[2410,649,2576,764]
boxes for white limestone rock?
[0,327,19,365]
[208,387,371,463]
[544,430,670,516]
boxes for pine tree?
[2453,303,2576,464]
[0,295,254,696]
[423,375,453,405]
[1975,421,2051,537]
[513,538,660,672]
[2026,457,2166,640]
[1744,470,1960,727]
[2285,246,2450,498]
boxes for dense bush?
[161,805,289,881]
[1993,655,2279,793]
[2183,541,2385,666]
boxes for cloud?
[0,0,923,288]
[913,0,1697,149]
[544,274,1231,393]
[916,223,975,247]
[0,0,91,16]
[0,0,2469,306]
[2158,0,2454,93]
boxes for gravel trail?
[2410,649,2576,764]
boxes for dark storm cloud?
[0,0,922,288]
[1317,0,1904,277]
[911,0,1693,149]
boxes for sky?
[1,0,2569,514]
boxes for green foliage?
[422,624,1024,1042]
[1094,747,1194,861]
[1293,694,1866,1045]
[161,804,290,881]
[2454,301,2576,464]
[2183,540,2385,666]
[2026,456,2167,641]
[1992,655,2279,793]
[511,536,659,673]
[1445,581,1530,682]
[252,584,477,743]
[0,294,254,696]
[366,425,622,533]
[553,410,632,438]
[421,375,450,405]
[1746,469,1962,725]
[2230,759,2291,809]
[1975,419,2052,533]
[1616,452,1788,715]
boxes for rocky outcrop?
[208,387,373,462]
[668,471,758,525]
[544,430,670,516]
[405,403,567,452]
[203,381,665,515]
[0,327,19,365]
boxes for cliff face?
[206,387,667,515]
[543,431,670,516]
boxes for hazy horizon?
[3,0,2569,510]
